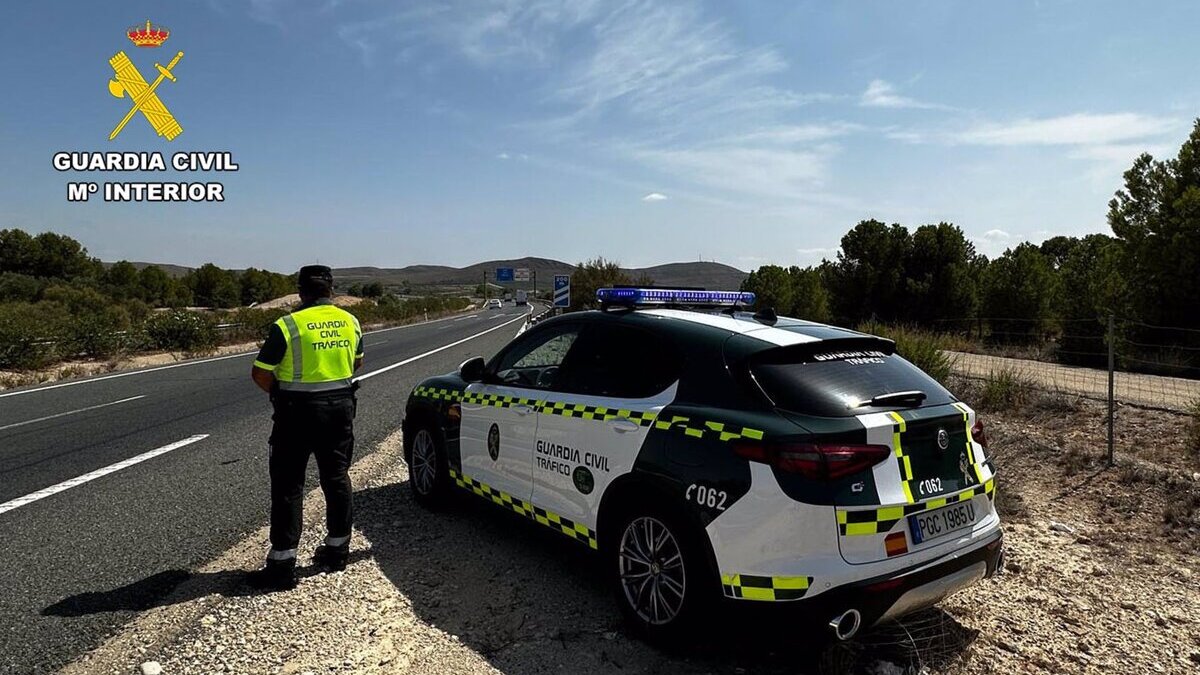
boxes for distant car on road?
[485,299,502,310]
[403,288,1002,642]
[515,289,528,306]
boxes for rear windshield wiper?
[850,390,927,409]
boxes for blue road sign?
[553,274,570,308]
[495,267,514,282]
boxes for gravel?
[64,402,1200,674]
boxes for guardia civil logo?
[107,20,184,141]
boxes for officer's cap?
[298,264,334,291]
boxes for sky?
[1,0,1198,273]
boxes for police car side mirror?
[459,357,487,383]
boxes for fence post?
[1107,314,1115,467]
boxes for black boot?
[312,543,350,572]
[247,557,297,591]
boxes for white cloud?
[948,113,1180,146]
[328,1,847,204]
[860,79,949,110]
[641,192,668,202]
[982,229,1011,240]
[496,152,510,160]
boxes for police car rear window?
[749,348,954,417]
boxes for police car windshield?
[749,348,954,418]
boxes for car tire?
[606,500,714,643]
[406,422,450,507]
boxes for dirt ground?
[65,394,1200,675]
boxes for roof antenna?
[753,307,778,325]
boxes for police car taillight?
[971,418,987,449]
[734,442,890,481]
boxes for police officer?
[248,265,363,591]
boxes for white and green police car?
[402,288,1003,641]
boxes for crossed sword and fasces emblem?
[107,50,184,141]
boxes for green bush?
[221,307,288,342]
[143,310,217,351]
[0,302,71,369]
[857,321,956,384]
[65,305,132,359]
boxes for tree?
[788,266,830,323]
[32,232,101,280]
[825,219,911,324]
[741,265,794,314]
[361,281,385,298]
[904,223,979,324]
[0,229,38,274]
[981,243,1058,343]
[1039,235,1078,270]
[1108,118,1200,330]
[137,265,172,306]
[188,263,240,308]
[239,268,276,306]
[105,261,140,301]
[1056,234,1129,365]
[569,258,630,311]
[0,229,101,280]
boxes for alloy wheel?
[410,429,438,495]
[618,516,687,625]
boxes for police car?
[402,288,1003,641]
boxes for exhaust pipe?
[828,608,862,641]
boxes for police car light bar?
[596,287,756,307]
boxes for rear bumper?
[734,528,1003,636]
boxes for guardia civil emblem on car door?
[487,423,500,461]
[936,427,950,451]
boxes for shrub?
[65,305,132,359]
[977,368,1033,411]
[143,310,217,351]
[857,321,956,384]
[0,301,74,369]
[222,307,288,342]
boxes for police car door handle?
[610,419,641,433]
[513,404,535,416]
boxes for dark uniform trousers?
[268,390,356,551]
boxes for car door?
[458,322,583,504]
[532,322,681,539]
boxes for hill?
[333,258,747,290]
[102,257,749,291]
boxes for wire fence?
[927,314,1200,467]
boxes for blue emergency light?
[596,287,756,307]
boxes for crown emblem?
[127,20,170,48]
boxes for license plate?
[908,501,977,545]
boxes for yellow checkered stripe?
[952,402,986,485]
[652,415,765,443]
[836,478,996,536]
[461,391,540,408]
[536,400,657,426]
[721,573,812,601]
[448,468,598,549]
[411,386,464,402]
[888,411,916,503]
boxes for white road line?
[0,311,478,399]
[0,395,146,432]
[354,309,530,383]
[0,434,209,516]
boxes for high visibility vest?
[273,304,362,393]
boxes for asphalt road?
[0,304,533,675]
